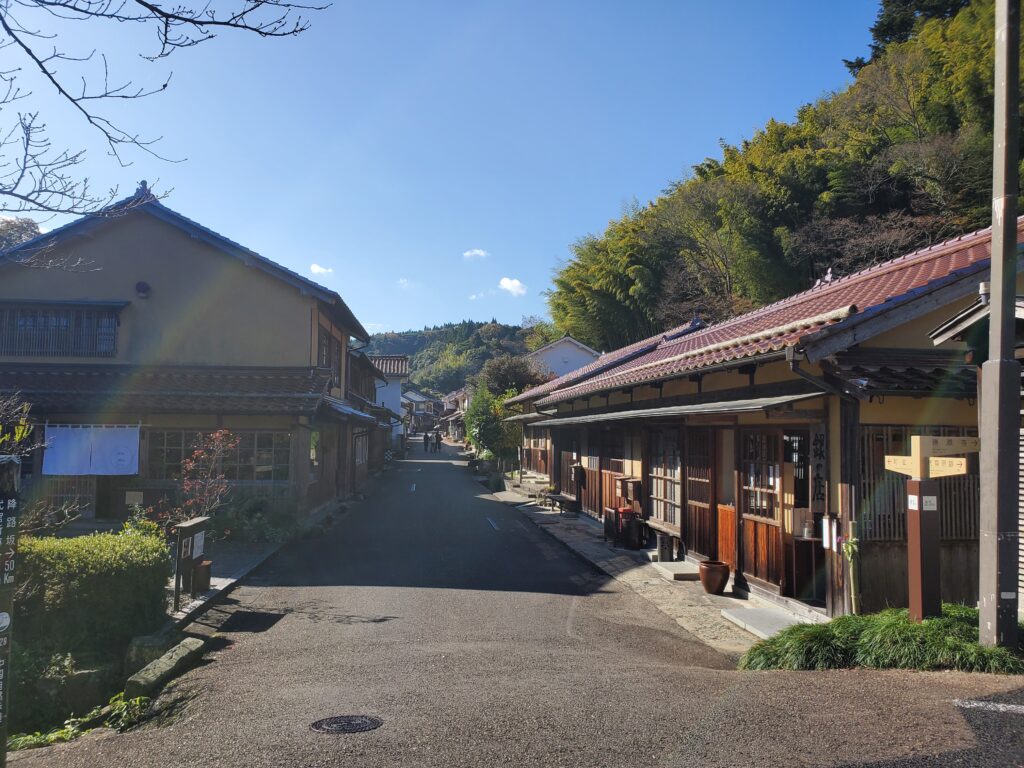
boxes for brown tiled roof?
[535,220,1015,407]
[506,319,704,405]
[367,355,409,377]
[0,365,331,416]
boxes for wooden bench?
[544,492,577,516]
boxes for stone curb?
[125,637,207,699]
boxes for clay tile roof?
[534,219,1016,407]
[0,364,331,416]
[367,355,409,377]
[505,318,704,405]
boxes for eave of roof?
[533,220,1018,408]
[532,391,823,427]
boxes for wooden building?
[512,223,1021,618]
[0,186,381,526]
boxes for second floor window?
[316,325,343,387]
[0,304,118,357]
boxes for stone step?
[720,607,805,640]
[652,560,700,581]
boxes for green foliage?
[9,693,152,751]
[104,693,152,731]
[208,496,298,543]
[366,320,530,393]
[0,217,41,251]
[17,526,171,656]
[548,1,1009,349]
[464,388,523,461]
[477,355,548,396]
[521,315,560,351]
[739,604,1024,674]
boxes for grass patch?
[9,693,152,751]
[739,604,1024,674]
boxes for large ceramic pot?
[699,560,730,595]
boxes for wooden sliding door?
[683,427,716,558]
[739,429,784,587]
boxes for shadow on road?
[835,688,1024,767]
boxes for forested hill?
[365,321,529,394]
[547,0,998,352]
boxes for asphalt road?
[15,444,1024,767]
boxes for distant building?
[368,354,410,446]
[401,389,441,433]
[525,335,600,378]
[440,387,471,441]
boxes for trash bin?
[657,532,674,562]
[184,559,212,595]
[622,515,642,550]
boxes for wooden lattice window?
[649,429,681,526]
[740,430,780,519]
[146,430,291,483]
[0,304,118,357]
[859,425,979,541]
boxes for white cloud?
[463,248,489,260]
[468,289,496,301]
[397,277,411,290]
[498,277,527,297]
[310,263,333,275]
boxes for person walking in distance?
[423,432,429,453]
[434,431,442,453]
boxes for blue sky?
[24,1,878,333]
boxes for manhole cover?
[310,715,383,734]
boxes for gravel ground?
[14,446,1024,768]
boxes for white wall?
[377,377,405,439]
[529,339,599,378]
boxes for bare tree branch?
[0,0,325,213]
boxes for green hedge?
[739,605,1024,674]
[17,526,172,656]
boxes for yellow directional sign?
[886,436,977,478]
[913,436,980,457]
[885,455,919,477]
[928,456,968,478]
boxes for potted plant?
[698,560,730,595]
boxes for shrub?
[739,604,1024,674]
[208,497,297,544]
[17,524,172,656]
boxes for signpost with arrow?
[885,435,979,622]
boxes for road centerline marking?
[410,484,416,492]
[486,517,499,531]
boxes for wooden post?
[906,479,942,621]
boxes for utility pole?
[979,0,1021,648]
